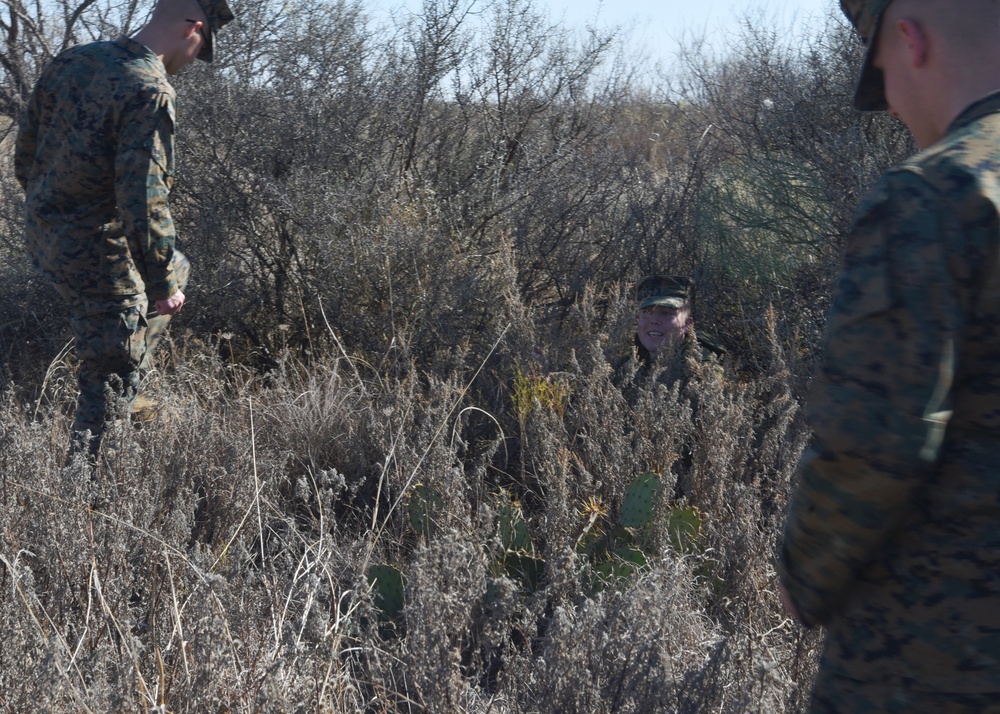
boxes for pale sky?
[374,0,839,71]
[551,0,835,62]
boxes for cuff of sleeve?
[145,275,180,303]
[144,250,189,303]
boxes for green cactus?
[614,543,648,569]
[491,490,543,592]
[406,483,442,538]
[666,506,702,554]
[587,560,632,594]
[366,564,405,620]
[586,546,648,595]
[498,491,533,553]
[502,551,544,591]
[619,472,662,528]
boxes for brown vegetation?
[0,0,916,710]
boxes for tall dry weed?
[0,278,820,712]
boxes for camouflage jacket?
[779,91,1000,692]
[15,36,182,305]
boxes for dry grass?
[0,285,822,713]
[0,6,888,710]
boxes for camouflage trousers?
[809,668,1000,714]
[62,251,190,459]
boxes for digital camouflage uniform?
[779,2,1000,710]
[15,35,186,454]
[15,1,233,459]
[628,276,726,499]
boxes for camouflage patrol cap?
[194,0,235,62]
[841,0,895,111]
[636,275,693,310]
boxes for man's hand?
[155,290,185,315]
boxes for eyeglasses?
[185,18,211,48]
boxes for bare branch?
[62,0,98,51]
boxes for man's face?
[637,305,690,353]
[165,18,209,74]
[872,14,939,148]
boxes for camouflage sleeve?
[778,170,959,626]
[115,90,179,302]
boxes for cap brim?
[197,33,214,62]
[852,42,887,111]
[639,297,686,310]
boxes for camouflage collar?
[947,89,1000,135]
[114,35,168,75]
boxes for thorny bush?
[0,0,914,710]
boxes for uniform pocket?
[123,305,149,370]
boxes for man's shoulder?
[54,39,116,61]
[693,332,725,359]
[36,40,114,85]
[856,130,1000,230]
[108,38,174,98]
[899,105,1000,195]
[41,38,172,99]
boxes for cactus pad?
[499,491,533,553]
[666,506,702,554]
[503,552,544,591]
[619,472,662,527]
[367,564,405,620]
[406,483,442,538]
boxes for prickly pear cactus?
[502,552,544,591]
[406,483,442,538]
[367,564,405,620]
[586,561,634,594]
[498,491,533,553]
[614,543,648,568]
[619,472,662,528]
[585,546,648,595]
[666,506,702,554]
[491,490,543,592]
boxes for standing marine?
[779,0,1000,711]
[15,0,234,463]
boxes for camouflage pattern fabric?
[15,35,188,456]
[69,297,148,439]
[142,250,190,369]
[636,274,693,309]
[65,250,189,456]
[779,91,1000,696]
[194,0,236,63]
[838,0,894,110]
[810,670,1000,714]
[15,36,182,303]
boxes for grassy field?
[0,1,917,709]
[0,291,822,712]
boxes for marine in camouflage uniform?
[14,0,233,461]
[778,0,1000,710]
[627,275,726,499]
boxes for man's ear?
[183,19,202,41]
[897,17,930,67]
